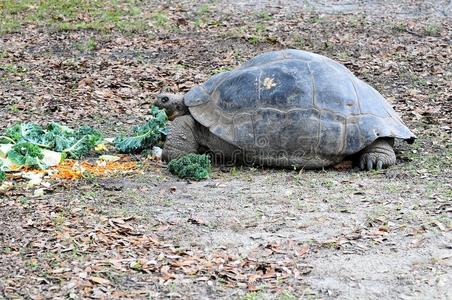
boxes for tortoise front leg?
[359,138,396,170]
[162,115,200,162]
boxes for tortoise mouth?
[168,112,178,121]
[167,110,188,120]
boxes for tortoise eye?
[161,96,169,103]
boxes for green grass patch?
[151,11,169,27]
[256,11,272,21]
[241,292,263,300]
[0,63,28,81]
[307,14,322,24]
[277,291,298,300]
[76,36,97,52]
[292,34,308,49]
[212,65,233,75]
[0,0,150,34]
[246,23,274,45]
[198,4,210,15]
[391,22,407,33]
[423,23,441,36]
[398,129,452,176]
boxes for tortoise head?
[155,93,189,120]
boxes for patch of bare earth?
[0,1,451,299]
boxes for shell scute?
[310,61,360,116]
[258,60,313,110]
[318,111,346,156]
[284,109,321,154]
[354,79,391,118]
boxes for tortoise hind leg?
[359,138,396,170]
[162,115,200,162]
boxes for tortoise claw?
[360,153,390,171]
[376,160,383,170]
[359,139,396,171]
[366,159,373,171]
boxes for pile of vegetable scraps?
[0,106,212,187]
[0,122,138,185]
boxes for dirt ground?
[0,0,451,299]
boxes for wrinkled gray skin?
[155,93,396,170]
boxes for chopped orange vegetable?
[51,159,138,180]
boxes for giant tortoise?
[156,49,415,170]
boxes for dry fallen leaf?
[297,243,310,257]
[89,276,111,285]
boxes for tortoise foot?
[359,138,396,170]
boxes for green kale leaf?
[168,154,211,181]
[0,161,6,182]
[7,142,46,169]
[115,106,168,153]
[1,123,48,145]
[0,122,103,160]
[46,123,103,158]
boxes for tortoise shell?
[184,49,415,158]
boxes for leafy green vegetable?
[7,142,45,169]
[1,123,47,145]
[115,106,168,153]
[0,122,103,159]
[0,161,6,182]
[168,154,211,180]
[46,123,103,158]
